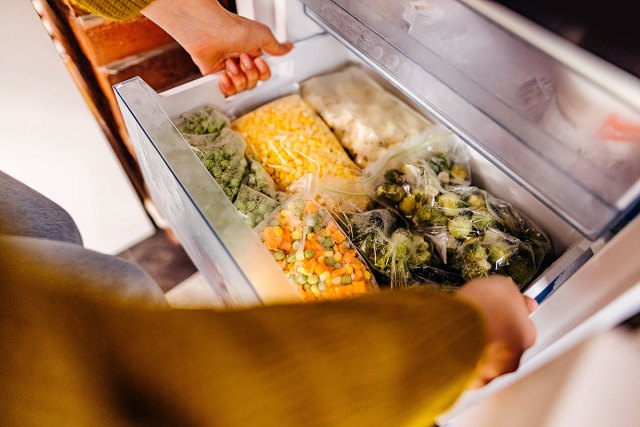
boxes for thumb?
[261,32,293,56]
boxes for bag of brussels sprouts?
[234,185,280,228]
[184,128,248,201]
[362,127,472,193]
[336,209,443,289]
[174,104,230,136]
[429,186,552,289]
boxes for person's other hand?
[456,276,537,389]
[142,0,293,96]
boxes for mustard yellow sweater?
[0,236,486,426]
[70,0,155,21]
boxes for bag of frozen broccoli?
[234,184,280,228]
[174,104,230,136]
[256,197,378,302]
[183,128,248,200]
[301,65,434,168]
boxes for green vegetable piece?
[296,274,307,285]
[341,275,352,285]
[448,216,473,240]
[488,243,513,267]
[505,253,536,286]
[467,193,486,210]
[438,193,463,217]
[325,257,336,267]
[308,274,319,285]
[304,249,315,259]
[273,250,285,261]
[449,163,469,184]
[375,183,406,204]
[384,169,405,184]
[429,153,451,174]
[471,211,494,230]
[399,194,418,215]
[414,205,447,226]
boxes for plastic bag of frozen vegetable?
[335,209,459,289]
[256,198,378,302]
[301,65,434,168]
[231,94,361,192]
[174,104,230,136]
[234,184,280,228]
[183,128,248,200]
[424,186,551,288]
[363,129,472,201]
[243,157,279,199]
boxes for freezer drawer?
[115,32,588,306]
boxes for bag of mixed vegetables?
[256,197,378,302]
[183,128,248,201]
[301,65,434,168]
[174,104,230,136]
[231,94,361,192]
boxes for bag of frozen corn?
[231,94,361,192]
[300,65,434,168]
[256,197,378,302]
[183,128,248,200]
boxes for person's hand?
[142,0,293,96]
[456,276,537,389]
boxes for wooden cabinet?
[32,0,235,226]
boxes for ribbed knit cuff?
[70,0,156,22]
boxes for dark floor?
[118,230,197,292]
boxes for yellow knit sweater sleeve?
[0,239,487,426]
[69,0,155,21]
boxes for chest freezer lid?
[300,0,640,239]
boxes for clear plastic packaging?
[360,132,551,288]
[183,128,248,200]
[336,209,452,289]
[243,158,279,199]
[301,65,434,168]
[256,198,378,301]
[231,94,361,192]
[174,104,230,136]
[234,185,280,228]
